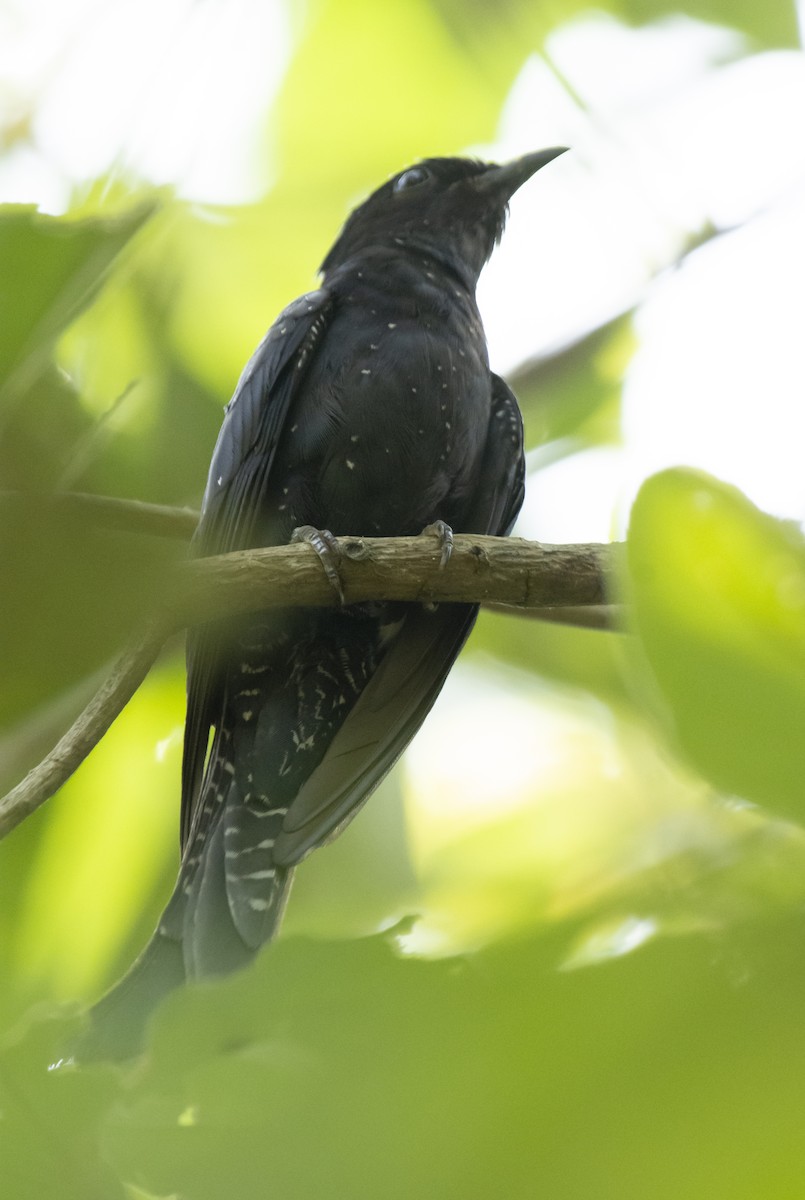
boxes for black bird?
[89,147,566,1048]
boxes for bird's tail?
[79,924,186,1060]
[81,837,293,1060]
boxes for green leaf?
[6,917,805,1198]
[626,467,805,815]
[100,921,805,1199]
[618,0,799,50]
[0,203,153,401]
[433,0,799,57]
[5,660,184,1007]
[0,505,180,726]
[276,0,506,190]
[472,610,634,711]
[512,312,634,455]
[0,1009,125,1200]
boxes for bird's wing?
[272,371,526,867]
[465,373,525,537]
[181,288,334,848]
[271,602,476,866]
[195,289,333,554]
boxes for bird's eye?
[394,167,430,192]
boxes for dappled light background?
[2,1,805,1195]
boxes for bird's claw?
[292,525,345,604]
[421,520,454,569]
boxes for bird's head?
[320,148,567,288]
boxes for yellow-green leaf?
[627,467,805,815]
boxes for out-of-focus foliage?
[6,916,805,1199]
[0,204,149,382]
[627,468,805,818]
[2,0,805,1195]
[513,313,633,457]
[430,0,800,52]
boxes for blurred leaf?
[426,0,563,89]
[403,658,805,954]
[164,197,317,402]
[472,610,633,709]
[55,229,225,505]
[0,1010,124,1200]
[277,0,505,190]
[284,771,419,940]
[0,364,102,495]
[0,204,153,403]
[5,917,805,1197]
[0,509,181,725]
[3,658,184,1013]
[95,919,805,1198]
[434,0,798,58]
[618,0,799,49]
[513,312,634,455]
[626,467,805,816]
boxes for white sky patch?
[0,0,290,210]
[621,201,805,528]
[475,18,805,540]
[514,446,626,544]
[477,15,748,374]
[403,662,620,863]
[406,669,564,816]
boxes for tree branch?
[0,616,172,838]
[0,533,621,840]
[168,534,617,625]
[0,490,199,539]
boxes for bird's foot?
[421,520,454,569]
[292,525,345,604]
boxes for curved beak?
[478,146,568,199]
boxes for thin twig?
[0,615,172,839]
[0,490,199,539]
[487,602,625,630]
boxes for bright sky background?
[479,19,805,541]
[0,0,290,207]
[3,0,805,952]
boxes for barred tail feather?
[84,796,293,1059]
